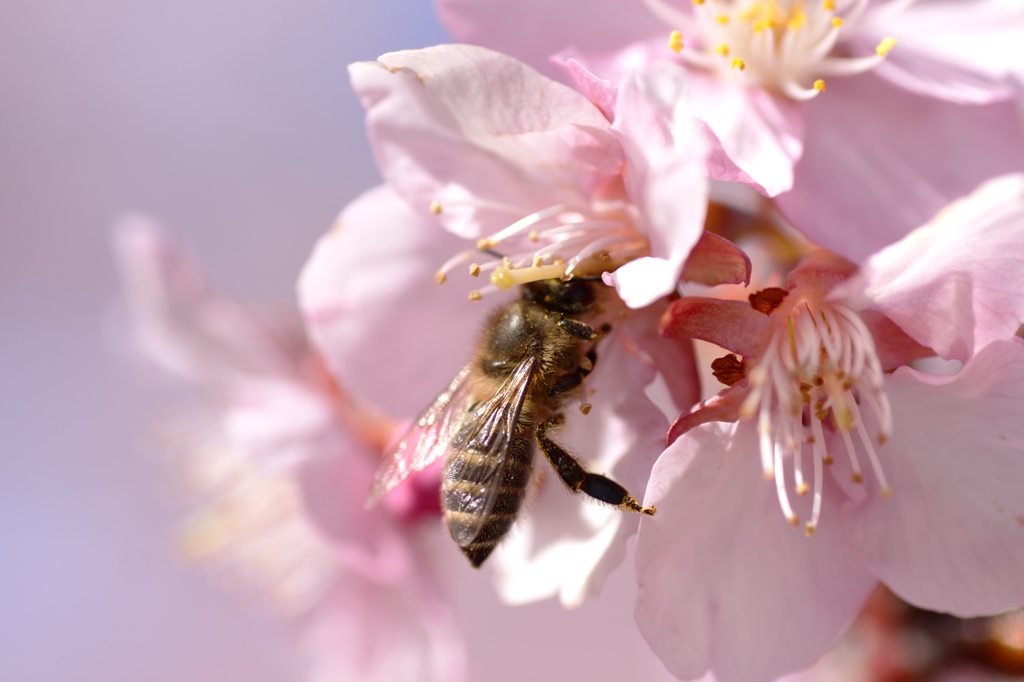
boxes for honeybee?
[366,278,656,567]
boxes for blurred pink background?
[0,2,675,680]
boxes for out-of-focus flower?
[633,174,1024,682]
[299,44,753,607]
[434,0,1024,263]
[114,216,467,682]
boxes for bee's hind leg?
[535,415,656,515]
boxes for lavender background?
[0,1,674,680]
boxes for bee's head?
[521,278,596,314]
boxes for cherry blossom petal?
[223,379,340,472]
[492,326,667,608]
[635,421,877,682]
[306,568,466,682]
[556,57,618,122]
[776,72,1024,264]
[839,339,1024,616]
[348,44,621,239]
[666,385,748,446]
[660,297,770,358]
[857,39,1020,106]
[680,231,752,287]
[114,215,301,387]
[785,249,858,294]
[838,174,1024,362]
[298,185,499,419]
[687,73,804,198]
[295,429,411,578]
[434,0,662,82]
[607,62,709,307]
[624,300,702,417]
[856,0,1024,104]
[857,310,933,371]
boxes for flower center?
[739,295,892,535]
[431,196,649,300]
[647,0,900,100]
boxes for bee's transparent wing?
[445,356,536,547]
[365,365,474,508]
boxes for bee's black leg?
[535,415,656,515]
[558,318,599,341]
[548,371,583,396]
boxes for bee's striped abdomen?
[441,424,534,568]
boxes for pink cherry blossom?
[434,0,1024,263]
[297,44,757,605]
[114,216,467,682]
[634,174,1024,682]
[346,43,717,308]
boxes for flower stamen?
[743,296,893,530]
[644,0,898,101]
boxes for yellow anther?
[490,263,569,290]
[527,230,539,242]
[580,403,592,415]
[795,482,810,495]
[822,0,835,9]
[468,290,483,301]
[731,58,746,70]
[804,522,816,537]
[813,79,826,92]
[879,487,893,499]
[876,36,897,57]
[429,200,442,215]
[468,263,481,277]
[693,0,705,4]
[831,17,843,28]
[532,254,543,267]
[476,237,496,251]
[788,11,807,31]
[786,513,799,527]
[434,271,447,285]
[715,43,730,56]
[716,14,729,24]
[851,472,864,484]
[668,30,684,53]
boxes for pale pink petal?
[306,568,466,682]
[666,385,747,446]
[776,72,1024,264]
[492,326,668,608]
[857,38,1020,105]
[607,62,709,307]
[635,421,878,682]
[785,249,858,295]
[680,231,752,287]
[837,174,1024,361]
[223,379,340,472]
[688,73,804,197]
[857,310,933,370]
[857,0,1024,104]
[624,300,702,417]
[434,0,663,82]
[114,214,302,387]
[348,45,621,239]
[839,339,1024,616]
[556,57,618,122]
[660,297,771,358]
[298,186,502,419]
